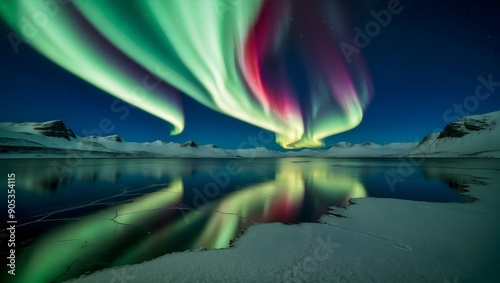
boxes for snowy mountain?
[327,142,353,149]
[322,142,416,157]
[181,140,198,148]
[1,111,499,158]
[409,111,500,157]
[0,120,76,141]
[0,120,281,158]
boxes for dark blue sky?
[1,0,499,150]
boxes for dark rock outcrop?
[327,142,353,149]
[105,135,124,143]
[181,140,198,148]
[66,129,77,139]
[437,117,491,139]
[33,120,74,140]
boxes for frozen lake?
[0,158,497,282]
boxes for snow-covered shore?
[67,163,500,283]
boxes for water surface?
[0,157,494,282]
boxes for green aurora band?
[1,0,373,148]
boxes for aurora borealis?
[1,1,500,281]
[0,0,372,149]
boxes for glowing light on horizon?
[0,0,373,148]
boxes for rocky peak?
[33,120,74,140]
[437,116,492,139]
[327,142,353,149]
[181,140,198,148]
[105,135,124,143]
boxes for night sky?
[0,0,499,150]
